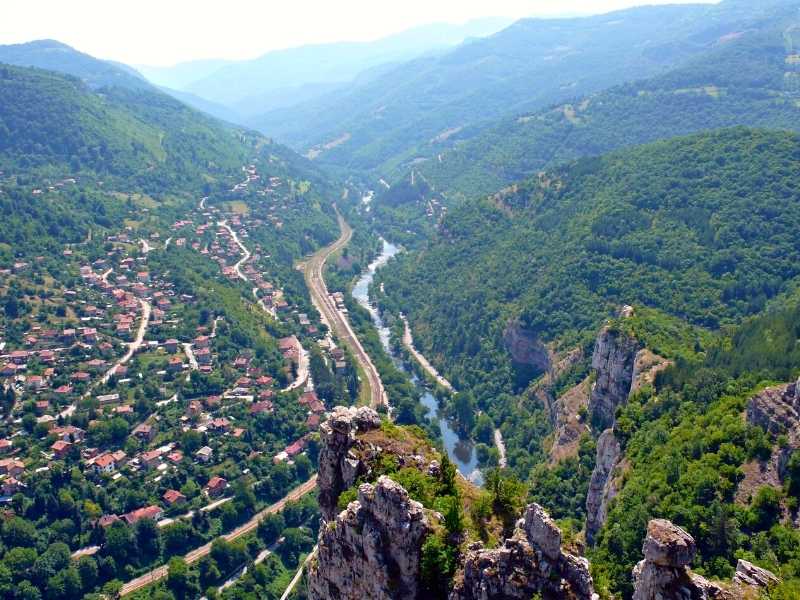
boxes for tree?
[258,513,285,545]
[135,517,162,557]
[76,556,98,591]
[1,516,36,548]
[473,414,495,445]
[452,392,476,435]
[167,557,197,599]
[104,521,135,563]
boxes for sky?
[2,0,718,66]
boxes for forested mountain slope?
[0,62,338,262]
[376,128,800,401]
[0,39,151,90]
[372,11,800,241]
[252,0,794,175]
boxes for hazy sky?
[3,0,718,66]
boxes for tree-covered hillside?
[0,62,339,262]
[376,128,800,400]
[372,17,800,240]
[253,0,796,176]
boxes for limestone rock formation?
[737,380,800,503]
[317,405,382,520]
[548,376,591,463]
[588,325,640,431]
[631,519,779,600]
[451,503,596,600]
[308,476,433,600]
[585,428,622,544]
[733,559,780,589]
[503,319,553,373]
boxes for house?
[92,454,116,474]
[2,477,24,495]
[163,339,179,353]
[0,458,25,477]
[167,356,184,372]
[0,439,12,454]
[249,400,273,415]
[204,476,227,497]
[195,446,213,463]
[51,440,72,459]
[187,400,203,418]
[195,347,212,365]
[285,439,305,458]
[98,514,121,528]
[132,423,155,441]
[52,425,86,443]
[299,391,319,406]
[123,505,163,525]
[163,489,186,506]
[209,418,229,432]
[166,451,183,464]
[9,350,29,365]
[194,335,211,349]
[306,414,321,430]
[140,449,162,469]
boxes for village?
[0,160,359,591]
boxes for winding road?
[302,210,387,409]
[119,476,317,596]
[218,220,251,282]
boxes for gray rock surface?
[585,428,622,544]
[316,406,381,520]
[451,503,596,600]
[308,476,432,600]
[588,325,640,431]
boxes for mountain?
[371,9,800,240]
[135,58,234,90]
[142,18,512,121]
[0,61,337,260]
[250,0,795,174]
[0,39,151,90]
[375,128,800,401]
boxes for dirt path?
[218,220,251,282]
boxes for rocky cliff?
[736,379,800,504]
[588,324,640,431]
[451,503,596,600]
[308,476,433,600]
[585,428,622,544]
[632,519,778,600]
[316,405,383,520]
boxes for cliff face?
[451,503,596,600]
[584,319,639,544]
[308,476,433,600]
[588,325,640,431]
[316,405,383,520]
[585,428,622,544]
[736,379,800,504]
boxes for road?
[219,220,251,282]
[302,210,387,409]
[119,475,317,596]
[280,547,317,600]
[99,299,152,388]
[400,315,454,392]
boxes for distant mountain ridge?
[136,18,514,121]
[249,0,796,175]
[0,39,151,90]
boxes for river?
[351,239,483,485]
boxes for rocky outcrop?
[737,380,800,503]
[308,476,433,600]
[317,406,382,520]
[632,519,779,600]
[630,348,671,395]
[585,428,622,544]
[588,325,640,431]
[549,376,591,463]
[451,503,596,600]
[503,320,553,373]
[733,559,780,589]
